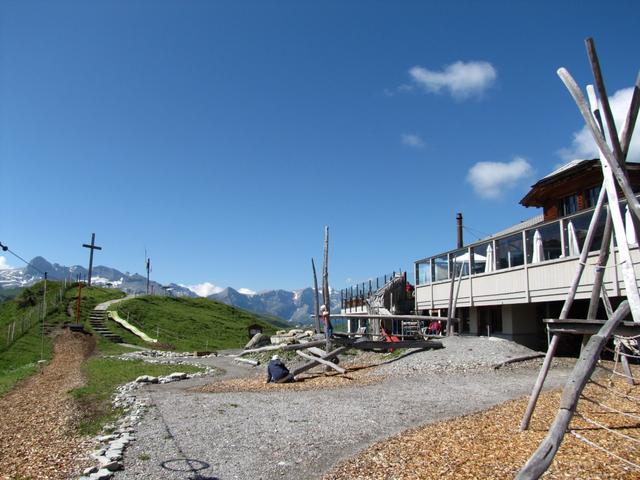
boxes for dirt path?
[0,330,95,480]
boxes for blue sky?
[1,1,638,294]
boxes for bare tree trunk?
[323,226,332,356]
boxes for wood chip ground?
[0,331,95,480]
[323,362,640,480]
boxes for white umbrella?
[626,205,637,245]
[531,230,544,263]
[454,251,486,263]
[484,244,494,273]
[567,221,580,257]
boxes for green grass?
[0,284,124,397]
[110,296,284,351]
[71,357,202,435]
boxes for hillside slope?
[109,296,287,351]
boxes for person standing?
[320,304,332,339]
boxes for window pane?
[417,261,432,285]
[565,209,606,254]
[471,243,491,274]
[433,254,449,281]
[450,249,470,276]
[496,233,524,270]
[561,195,578,216]
[526,222,562,263]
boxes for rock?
[167,372,187,380]
[103,460,123,472]
[90,468,114,480]
[105,449,123,461]
[83,466,98,475]
[135,375,158,383]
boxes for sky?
[1,1,639,294]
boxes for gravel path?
[113,337,573,480]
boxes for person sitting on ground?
[266,354,291,383]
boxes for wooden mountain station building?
[341,159,640,351]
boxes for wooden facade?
[520,159,640,221]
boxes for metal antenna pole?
[146,257,151,295]
[82,233,102,287]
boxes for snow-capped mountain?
[0,256,341,324]
[208,286,340,325]
[0,256,196,297]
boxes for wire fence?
[0,283,66,351]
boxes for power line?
[0,242,46,275]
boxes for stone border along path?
[105,337,576,480]
[78,351,224,480]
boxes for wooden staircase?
[89,310,123,343]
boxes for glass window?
[495,233,524,270]
[526,222,562,263]
[565,209,606,255]
[417,261,432,285]
[561,194,578,216]
[433,254,449,282]
[450,249,470,276]
[471,243,491,274]
[585,186,601,208]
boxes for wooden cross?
[82,233,102,287]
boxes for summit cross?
[82,233,102,286]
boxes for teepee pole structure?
[518,37,640,477]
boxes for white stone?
[90,468,114,480]
[134,375,158,383]
[83,466,98,475]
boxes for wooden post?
[587,210,613,320]
[322,226,331,356]
[312,258,321,334]
[445,257,456,336]
[517,301,630,479]
[75,282,84,323]
[40,272,47,360]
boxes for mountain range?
[0,256,340,325]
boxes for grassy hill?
[109,296,288,351]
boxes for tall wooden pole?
[322,226,331,354]
[40,272,47,360]
[311,258,321,334]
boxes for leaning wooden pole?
[322,226,332,354]
[312,258,321,334]
[516,301,630,479]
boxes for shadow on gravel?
[160,458,219,479]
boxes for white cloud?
[182,282,223,297]
[238,288,256,296]
[401,133,425,148]
[560,87,639,163]
[467,157,533,199]
[0,256,14,270]
[409,61,497,99]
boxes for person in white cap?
[320,304,332,339]
[266,354,291,383]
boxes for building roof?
[520,158,599,207]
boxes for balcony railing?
[340,271,404,310]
